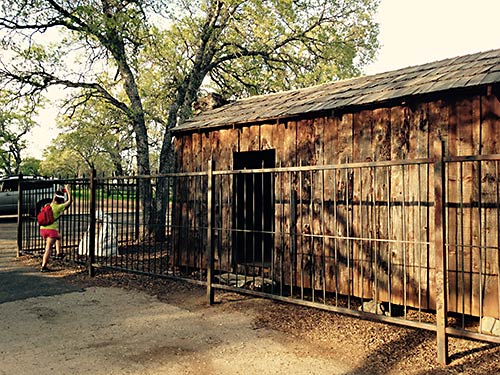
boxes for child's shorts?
[40,229,60,240]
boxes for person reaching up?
[40,184,72,272]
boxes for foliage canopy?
[0,0,379,175]
[0,0,379,234]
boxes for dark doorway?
[233,149,275,268]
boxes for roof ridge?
[175,47,500,132]
[229,48,500,105]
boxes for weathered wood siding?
[173,90,500,317]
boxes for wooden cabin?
[171,49,500,318]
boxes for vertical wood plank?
[201,132,212,168]
[434,138,449,365]
[448,98,479,315]
[481,92,500,317]
[274,120,297,288]
[428,99,449,312]
[387,105,408,306]
[407,103,431,310]
[239,125,260,152]
[352,110,372,299]
[312,117,325,291]
[173,136,184,172]
[334,113,353,297]
[295,119,314,290]
[206,159,215,304]
[179,135,194,266]
[371,108,391,302]
[211,129,238,273]
[323,115,338,293]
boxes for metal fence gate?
[17,150,500,365]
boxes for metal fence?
[17,150,500,365]
[18,177,91,259]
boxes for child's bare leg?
[55,238,63,256]
[42,238,56,268]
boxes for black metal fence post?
[434,139,449,365]
[207,160,215,305]
[135,178,140,241]
[16,174,23,257]
[88,168,97,277]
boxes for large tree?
[0,0,379,235]
[150,0,380,173]
[0,0,379,172]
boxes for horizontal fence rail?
[17,154,500,364]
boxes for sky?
[27,0,500,159]
[364,0,500,75]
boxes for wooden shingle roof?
[173,48,500,133]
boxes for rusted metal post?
[206,160,215,305]
[16,174,23,257]
[88,168,97,277]
[434,139,449,365]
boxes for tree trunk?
[116,56,154,238]
[154,105,178,242]
[153,3,220,241]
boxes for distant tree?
[54,96,135,176]
[0,0,379,171]
[19,157,41,176]
[39,141,82,178]
[0,92,37,176]
[39,129,127,178]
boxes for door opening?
[233,149,275,268]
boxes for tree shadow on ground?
[341,327,500,375]
[0,268,83,304]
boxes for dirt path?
[0,282,349,375]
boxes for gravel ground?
[12,254,500,375]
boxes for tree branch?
[0,68,132,117]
